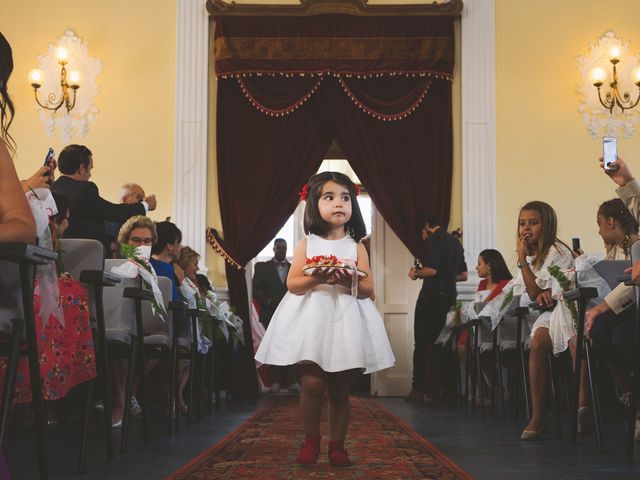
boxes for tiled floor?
[5,394,640,479]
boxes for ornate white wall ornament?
[577,31,640,139]
[34,30,102,142]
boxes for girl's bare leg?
[525,328,552,431]
[298,364,325,437]
[326,369,357,442]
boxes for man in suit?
[52,144,157,252]
[253,238,290,328]
[253,238,298,392]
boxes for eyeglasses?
[129,236,153,246]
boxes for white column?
[460,0,496,296]
[173,0,209,269]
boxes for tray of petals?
[303,255,368,278]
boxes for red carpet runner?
[168,396,473,479]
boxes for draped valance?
[213,15,455,79]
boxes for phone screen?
[43,148,55,176]
[572,237,581,252]
[603,137,617,170]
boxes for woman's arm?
[0,141,35,243]
[285,238,334,295]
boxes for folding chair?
[0,243,58,480]
[58,238,121,472]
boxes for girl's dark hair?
[479,249,513,283]
[518,201,567,269]
[51,193,70,225]
[0,32,16,153]
[152,221,182,255]
[598,198,639,236]
[303,171,367,242]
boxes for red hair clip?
[298,184,309,201]
[354,184,361,196]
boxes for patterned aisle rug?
[168,396,473,479]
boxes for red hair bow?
[298,184,309,201]
[354,184,361,196]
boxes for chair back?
[103,259,138,334]
[593,260,632,290]
[141,276,172,336]
[58,239,104,318]
[0,262,21,332]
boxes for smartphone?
[43,148,55,176]
[603,136,617,171]
[572,237,581,252]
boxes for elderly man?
[120,183,146,204]
[106,182,151,256]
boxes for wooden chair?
[0,243,58,480]
[58,238,121,472]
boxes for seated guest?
[150,221,185,300]
[110,215,158,426]
[175,246,203,413]
[52,144,157,252]
[457,249,512,402]
[586,199,640,439]
[0,188,96,420]
[514,201,576,440]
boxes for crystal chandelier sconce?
[590,45,640,114]
[29,46,81,113]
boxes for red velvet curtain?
[210,15,455,399]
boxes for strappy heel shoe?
[295,435,320,465]
[328,441,352,467]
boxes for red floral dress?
[0,273,97,403]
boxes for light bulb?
[633,66,640,84]
[54,46,69,62]
[68,70,81,87]
[610,46,621,60]
[28,69,44,87]
[590,67,606,85]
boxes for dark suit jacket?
[252,259,290,327]
[52,176,145,250]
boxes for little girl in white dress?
[254,171,394,467]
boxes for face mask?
[136,245,152,260]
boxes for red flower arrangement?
[306,254,339,266]
[298,183,361,201]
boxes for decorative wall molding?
[460,0,496,291]
[173,0,210,271]
[577,31,640,139]
[207,0,463,17]
[35,30,102,142]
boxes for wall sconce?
[29,30,102,142]
[29,46,81,113]
[577,31,640,139]
[590,46,640,114]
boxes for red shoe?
[328,441,351,467]
[295,435,321,465]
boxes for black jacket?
[52,176,145,249]
[252,259,290,327]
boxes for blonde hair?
[177,246,200,270]
[118,215,157,245]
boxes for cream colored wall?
[4,0,176,221]
[496,0,640,265]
